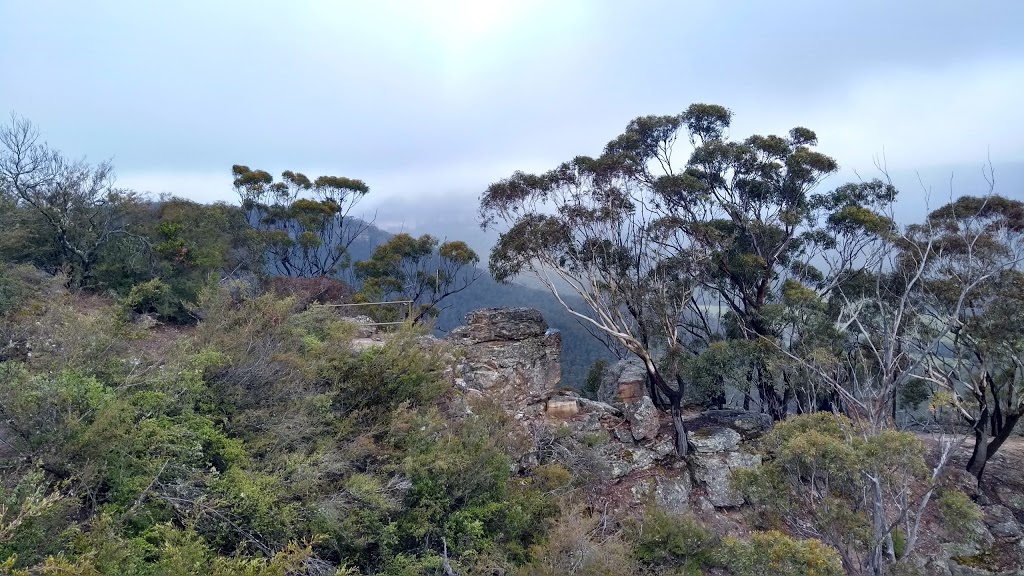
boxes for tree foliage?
[355,233,480,323]
[233,164,370,278]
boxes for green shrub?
[122,278,176,319]
[723,530,844,576]
[937,489,984,542]
[581,358,607,400]
[517,506,636,576]
[628,508,719,575]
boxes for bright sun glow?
[416,0,539,70]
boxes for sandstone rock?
[351,338,384,351]
[624,395,660,441]
[596,444,659,480]
[631,471,692,515]
[687,426,741,453]
[647,437,676,459]
[690,451,760,507]
[133,313,159,329]
[654,473,692,515]
[995,485,1024,515]
[546,397,580,418]
[341,315,377,338]
[598,359,648,407]
[688,409,773,441]
[941,521,996,560]
[447,308,561,408]
[926,559,953,576]
[613,425,634,444]
[576,397,622,416]
[946,550,1024,576]
[448,308,548,343]
[984,505,1023,541]
[572,412,604,434]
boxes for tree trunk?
[671,400,689,458]
[967,412,1021,486]
[641,361,690,457]
[967,427,990,484]
[868,475,886,576]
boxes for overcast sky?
[2,1,1022,251]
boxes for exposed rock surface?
[986,505,1024,541]
[448,307,1024,573]
[623,396,660,441]
[446,307,772,513]
[447,308,561,408]
[598,358,647,407]
[690,451,761,508]
[449,307,549,342]
[630,471,693,515]
[687,427,741,453]
[688,409,773,441]
[545,396,581,418]
[341,315,378,339]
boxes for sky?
[2,1,1023,252]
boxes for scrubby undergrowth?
[2,266,1009,575]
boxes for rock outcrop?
[447,307,770,514]
[447,308,562,410]
[598,358,648,407]
[688,409,773,441]
[444,307,1024,574]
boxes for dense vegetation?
[0,267,852,575]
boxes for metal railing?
[323,300,415,326]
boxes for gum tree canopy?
[478,103,889,454]
[232,165,370,278]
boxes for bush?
[121,278,176,319]
[937,489,984,542]
[723,530,844,576]
[627,508,719,575]
[517,506,636,576]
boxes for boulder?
[631,471,692,515]
[576,397,622,416]
[647,437,676,459]
[447,308,561,407]
[941,520,995,560]
[623,395,660,441]
[598,359,648,407]
[596,444,659,480]
[688,409,773,441]
[687,427,741,453]
[546,396,580,419]
[341,315,378,339]
[984,505,1023,541]
[690,451,760,507]
[995,485,1024,515]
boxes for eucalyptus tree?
[354,233,480,323]
[232,164,370,278]
[916,194,1024,484]
[657,108,847,419]
[480,103,847,451]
